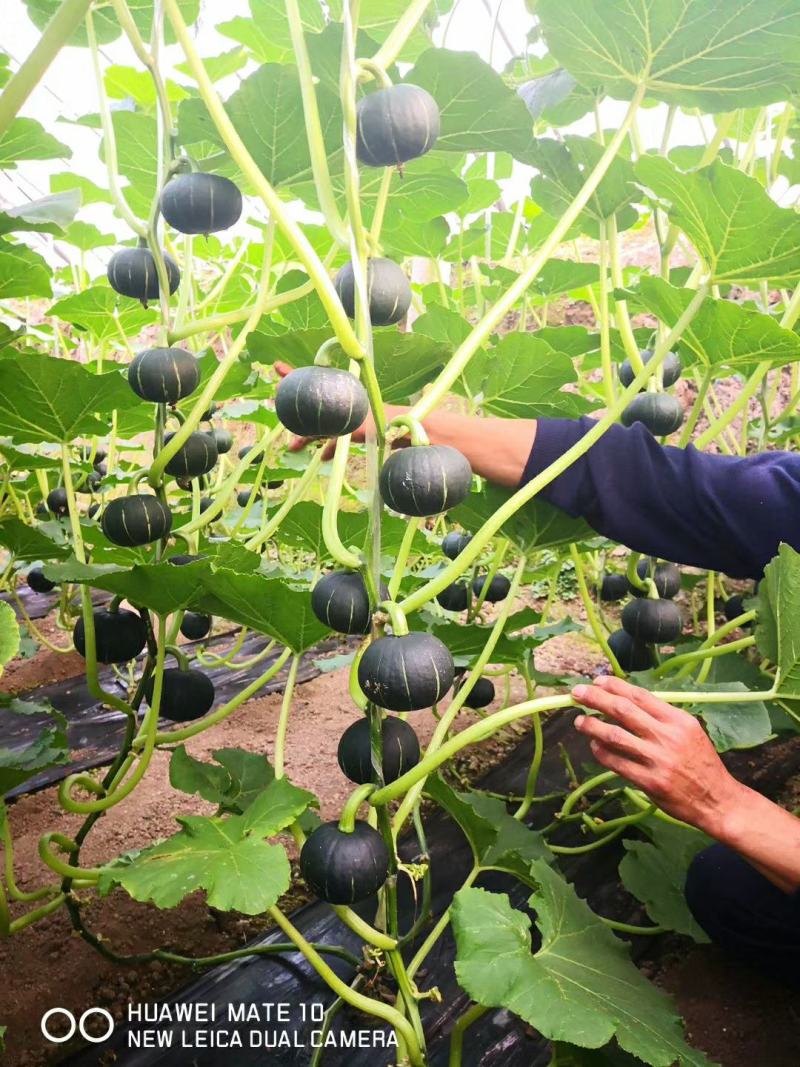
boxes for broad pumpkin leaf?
[45,558,208,616]
[104,65,189,111]
[49,286,156,343]
[104,814,292,914]
[50,171,107,206]
[459,333,595,420]
[754,544,800,699]
[630,276,800,370]
[519,69,599,128]
[408,615,576,667]
[61,222,116,253]
[100,111,158,218]
[453,484,594,554]
[693,684,772,752]
[170,746,279,814]
[619,815,712,943]
[0,353,138,444]
[405,49,534,159]
[537,0,800,111]
[218,0,326,63]
[22,0,199,47]
[0,240,52,299]
[0,518,69,562]
[175,48,248,84]
[636,157,800,286]
[0,190,80,236]
[327,0,443,61]
[413,304,472,348]
[0,117,70,167]
[452,865,711,1066]
[276,501,416,559]
[0,695,69,794]
[0,445,60,471]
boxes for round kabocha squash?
[379,445,472,518]
[311,571,374,635]
[337,716,420,785]
[210,428,233,454]
[621,393,684,436]
[107,245,180,306]
[144,667,215,723]
[629,559,682,600]
[356,84,440,167]
[128,347,200,404]
[599,572,629,602]
[27,566,57,594]
[436,581,470,612]
[46,487,68,517]
[101,494,172,547]
[358,632,454,712]
[73,609,147,664]
[160,172,243,235]
[621,598,682,644]
[300,820,389,905]
[334,258,412,327]
[275,366,369,438]
[473,573,511,603]
[163,432,218,478]
[441,531,472,560]
[608,629,653,673]
[236,489,255,508]
[619,350,681,390]
[458,676,495,709]
[724,594,746,622]
[180,612,212,640]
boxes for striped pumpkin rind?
[107,247,180,302]
[357,632,455,712]
[101,495,172,547]
[275,366,369,438]
[311,571,373,634]
[163,432,218,478]
[379,444,472,518]
[128,347,200,404]
[160,173,243,236]
[356,84,440,167]
[334,257,412,327]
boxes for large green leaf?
[619,816,711,942]
[637,157,800,286]
[0,190,80,237]
[537,0,800,111]
[0,354,137,444]
[100,111,158,218]
[452,865,711,1066]
[328,0,445,61]
[0,696,69,794]
[0,519,69,562]
[0,240,52,299]
[755,544,800,698]
[0,117,70,167]
[630,276,800,370]
[50,171,108,206]
[453,484,594,555]
[23,0,199,47]
[519,69,599,128]
[170,746,281,814]
[405,49,534,158]
[277,501,415,559]
[218,0,326,63]
[49,286,156,343]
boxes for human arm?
[572,676,800,893]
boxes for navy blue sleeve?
[520,417,800,579]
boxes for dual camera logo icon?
[40,1007,115,1044]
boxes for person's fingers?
[274,361,294,379]
[592,675,677,722]
[572,683,658,739]
[574,713,652,761]
[321,440,337,461]
[587,739,655,789]
[287,435,311,453]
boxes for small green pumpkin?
[107,244,180,306]
[27,566,57,594]
[180,612,212,640]
[311,571,374,635]
[621,393,684,435]
[442,531,472,560]
[608,629,653,672]
[128,347,200,404]
[599,573,629,602]
[621,598,682,644]
[358,632,455,712]
[275,366,369,438]
[436,581,470,612]
[379,445,472,517]
[160,172,243,235]
[101,494,172,547]
[334,258,412,327]
[144,668,215,723]
[619,350,681,390]
[73,609,147,664]
[458,676,495,709]
[337,716,420,785]
[356,84,440,167]
[629,559,682,600]
[300,821,390,904]
[46,487,68,516]
[163,432,218,478]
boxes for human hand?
[274,362,405,459]
[571,675,745,836]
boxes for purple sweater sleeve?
[520,418,800,579]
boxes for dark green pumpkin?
[473,573,511,603]
[311,571,374,635]
[168,553,204,566]
[619,350,681,390]
[128,347,200,404]
[621,598,682,644]
[358,632,454,711]
[74,469,102,495]
[211,428,233,454]
[238,444,261,465]
[334,258,412,327]
[275,366,369,438]
[144,668,215,723]
[629,559,682,600]
[237,489,256,508]
[608,629,653,673]
[621,393,684,435]
[73,609,147,664]
[107,245,180,305]
[599,573,629,602]
[442,531,472,560]
[180,612,212,640]
[459,676,495,709]
[101,495,172,547]
[300,820,389,904]
[356,83,440,167]
[160,172,243,235]
[164,432,218,478]
[379,445,472,518]
[27,566,56,594]
[724,594,747,623]
[47,487,68,516]
[337,716,420,785]
[436,581,470,612]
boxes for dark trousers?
[685,843,800,988]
